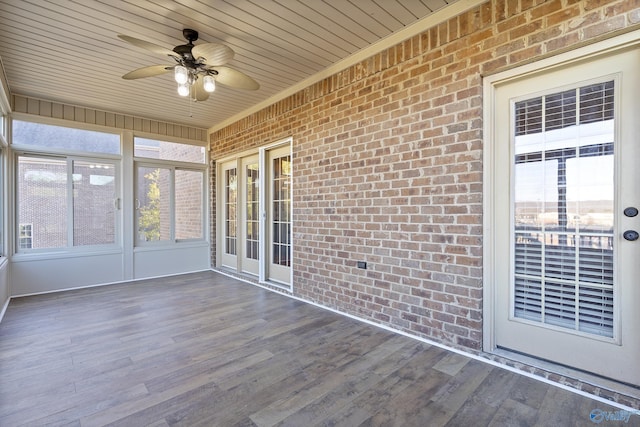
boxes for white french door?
[266,146,292,285]
[218,141,292,287]
[220,161,237,268]
[489,44,639,385]
[240,155,259,275]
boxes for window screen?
[135,137,205,164]
[13,121,120,154]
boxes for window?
[513,81,615,337]
[225,167,237,254]
[0,146,4,256]
[175,169,204,240]
[137,166,170,242]
[271,154,291,267]
[14,121,120,253]
[245,162,259,260]
[12,120,120,154]
[0,108,7,257]
[17,155,119,251]
[18,224,32,249]
[73,161,117,246]
[134,137,206,245]
[17,156,68,249]
[135,137,205,163]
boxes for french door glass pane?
[137,166,170,242]
[225,168,237,255]
[272,155,291,267]
[175,169,203,240]
[246,163,259,260]
[513,81,614,338]
[17,156,68,249]
[73,161,116,246]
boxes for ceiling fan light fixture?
[174,65,189,84]
[119,29,260,103]
[177,83,190,97]
[203,75,216,92]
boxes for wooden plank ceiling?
[0,0,458,130]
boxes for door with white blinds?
[492,46,640,385]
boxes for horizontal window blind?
[512,81,615,338]
[515,81,614,136]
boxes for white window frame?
[18,223,32,249]
[14,151,121,254]
[134,159,207,247]
[133,136,206,164]
[0,139,5,259]
[0,83,9,259]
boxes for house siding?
[210,0,640,352]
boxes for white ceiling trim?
[207,0,486,135]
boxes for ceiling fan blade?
[192,78,210,101]
[122,65,171,80]
[211,66,259,90]
[118,34,177,57]
[191,43,234,66]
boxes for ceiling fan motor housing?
[173,29,204,66]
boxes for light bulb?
[174,65,189,84]
[177,83,190,97]
[203,75,216,92]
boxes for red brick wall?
[210,0,640,351]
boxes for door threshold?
[489,348,640,405]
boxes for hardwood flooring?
[0,271,637,426]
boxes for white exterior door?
[217,140,292,287]
[240,155,260,275]
[219,160,238,269]
[266,145,292,285]
[490,45,640,385]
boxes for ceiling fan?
[118,29,259,101]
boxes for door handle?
[623,230,639,241]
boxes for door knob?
[623,230,639,241]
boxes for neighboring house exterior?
[18,159,116,249]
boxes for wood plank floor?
[1,271,637,426]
